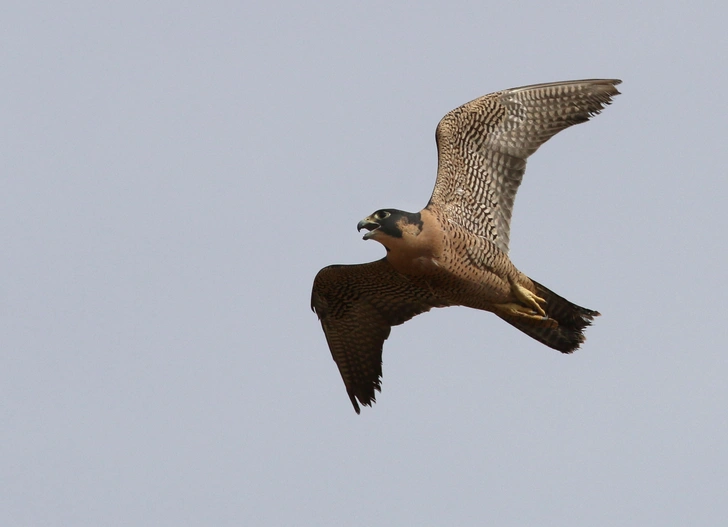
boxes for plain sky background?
[3,1,727,525]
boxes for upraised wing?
[311,259,444,413]
[429,79,621,254]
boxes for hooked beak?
[357,216,380,240]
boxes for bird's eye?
[375,211,390,220]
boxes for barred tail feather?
[498,279,600,353]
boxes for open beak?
[357,216,380,240]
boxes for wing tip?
[347,383,381,414]
[349,394,362,414]
[505,78,623,105]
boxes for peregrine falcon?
[311,79,621,413]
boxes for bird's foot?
[511,280,547,316]
[494,280,555,327]
[492,302,558,328]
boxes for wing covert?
[311,258,443,413]
[429,79,621,253]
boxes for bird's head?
[357,209,423,243]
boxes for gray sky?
[3,1,727,525]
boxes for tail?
[498,279,600,353]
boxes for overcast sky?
[3,1,727,526]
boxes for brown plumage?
[312,79,621,413]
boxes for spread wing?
[311,258,444,413]
[428,79,621,254]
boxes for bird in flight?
[311,79,621,413]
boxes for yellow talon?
[492,302,557,328]
[490,279,556,327]
[511,280,547,316]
